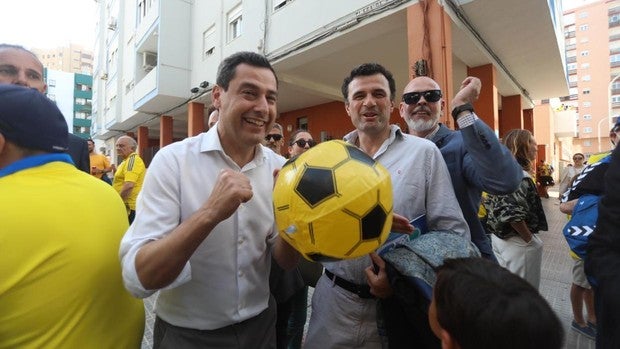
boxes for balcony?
[554,109,578,138]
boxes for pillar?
[406,0,453,127]
[468,64,499,133]
[523,108,534,134]
[188,102,204,137]
[500,95,523,138]
[137,126,149,158]
[160,115,173,148]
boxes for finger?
[369,252,385,269]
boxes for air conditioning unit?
[107,17,117,30]
[142,52,157,72]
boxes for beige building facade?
[32,44,94,74]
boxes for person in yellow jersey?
[0,84,144,348]
[87,138,113,184]
[113,135,146,223]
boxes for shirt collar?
[0,153,74,178]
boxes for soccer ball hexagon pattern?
[273,140,393,261]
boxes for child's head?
[429,257,563,349]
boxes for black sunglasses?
[265,134,283,141]
[402,90,442,105]
[291,139,316,148]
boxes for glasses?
[402,90,442,105]
[291,139,316,148]
[265,134,283,142]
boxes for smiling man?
[119,51,299,348]
[0,43,90,173]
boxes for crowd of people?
[2,45,620,349]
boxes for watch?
[451,102,474,123]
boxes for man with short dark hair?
[120,51,298,348]
[0,84,144,347]
[304,63,468,349]
[430,257,563,349]
[0,43,90,173]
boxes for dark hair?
[341,63,396,103]
[503,129,534,171]
[288,129,312,145]
[216,51,278,90]
[434,258,563,349]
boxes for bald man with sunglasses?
[400,76,522,262]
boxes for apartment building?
[33,44,94,74]
[44,70,93,139]
[92,0,568,166]
[560,0,620,159]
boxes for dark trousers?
[128,210,136,224]
[154,296,276,349]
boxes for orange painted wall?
[277,101,406,151]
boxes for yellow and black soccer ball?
[273,140,393,261]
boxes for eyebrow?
[239,82,278,97]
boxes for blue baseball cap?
[0,84,68,153]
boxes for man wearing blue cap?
[0,43,90,172]
[0,84,145,347]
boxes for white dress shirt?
[119,128,285,330]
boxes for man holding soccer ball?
[304,63,469,349]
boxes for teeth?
[245,118,265,126]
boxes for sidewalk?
[539,186,595,349]
[139,185,595,349]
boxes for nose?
[254,95,269,114]
[14,70,30,87]
[363,95,376,107]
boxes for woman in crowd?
[558,152,585,199]
[484,129,548,289]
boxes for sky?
[0,0,603,51]
[0,0,97,50]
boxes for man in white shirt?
[120,51,298,348]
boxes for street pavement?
[139,185,596,349]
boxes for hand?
[365,252,393,298]
[200,169,253,223]
[452,76,481,109]
[391,213,414,234]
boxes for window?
[583,114,592,120]
[579,11,588,18]
[612,95,620,103]
[202,25,216,59]
[583,101,592,107]
[579,24,589,31]
[227,5,242,42]
[583,127,592,133]
[48,79,56,87]
[583,89,591,94]
[580,50,589,56]
[567,63,577,71]
[612,81,620,90]
[582,75,591,81]
[569,75,578,82]
[581,63,590,69]
[297,116,308,130]
[580,37,589,43]
[584,140,592,146]
[611,54,620,63]
[274,0,294,11]
[569,87,579,95]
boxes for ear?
[344,102,351,116]
[440,99,445,116]
[399,102,407,119]
[212,85,222,109]
[439,328,461,349]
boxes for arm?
[453,77,522,195]
[119,181,136,201]
[559,199,578,214]
[134,168,253,290]
[509,221,534,243]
